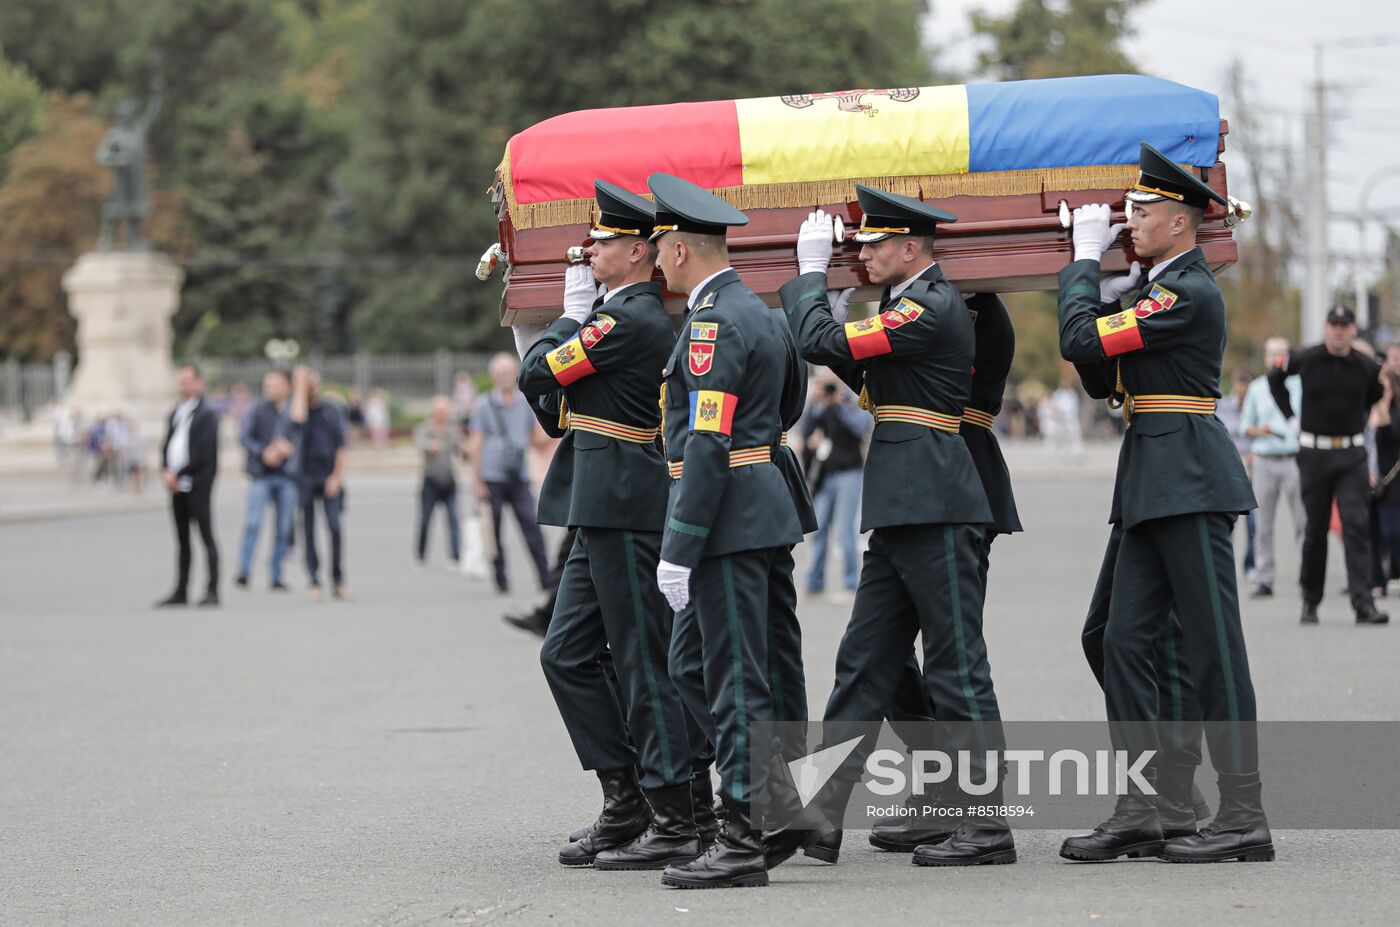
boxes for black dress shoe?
[1356,603,1390,625]
[270,580,290,592]
[912,820,1016,866]
[234,575,249,589]
[197,591,220,608]
[1060,791,1164,861]
[503,609,549,638]
[662,797,768,889]
[595,782,703,870]
[1161,772,1274,862]
[558,768,651,866]
[154,592,188,608]
[1300,603,1319,625]
[1248,584,1272,598]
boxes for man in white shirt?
[157,363,221,607]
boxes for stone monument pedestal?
[63,251,183,427]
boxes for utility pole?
[1303,43,1328,343]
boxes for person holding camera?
[469,352,551,593]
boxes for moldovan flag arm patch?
[844,315,893,360]
[546,337,597,385]
[1096,310,1144,357]
[689,390,737,435]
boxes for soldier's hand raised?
[562,263,597,323]
[1071,204,1125,263]
[797,209,835,275]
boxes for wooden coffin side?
[493,159,1237,326]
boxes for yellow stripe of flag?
[734,86,970,186]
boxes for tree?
[0,97,107,360]
[0,51,45,179]
[969,0,1146,81]
[341,0,940,352]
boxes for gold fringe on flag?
[495,152,1141,232]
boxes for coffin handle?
[476,243,505,281]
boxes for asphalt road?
[2,470,1397,925]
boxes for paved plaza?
[3,455,1398,925]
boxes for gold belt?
[1127,394,1217,417]
[961,408,996,430]
[668,445,772,479]
[567,413,660,444]
[873,404,962,434]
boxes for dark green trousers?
[666,547,793,805]
[1083,522,1203,766]
[540,527,694,790]
[669,545,808,775]
[823,523,1004,784]
[885,530,995,752]
[1105,513,1258,774]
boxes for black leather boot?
[911,784,1016,867]
[557,768,650,866]
[1161,771,1274,862]
[662,796,768,888]
[869,787,960,852]
[692,776,720,846]
[1155,763,1202,839]
[762,776,852,870]
[1060,787,1164,861]
[594,782,703,870]
[803,827,842,863]
[1192,782,1212,825]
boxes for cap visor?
[853,231,894,243]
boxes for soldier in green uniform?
[517,181,704,871]
[646,173,806,889]
[1061,351,1213,858]
[865,291,1023,856]
[767,185,1014,869]
[1055,143,1272,863]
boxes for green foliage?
[0,50,44,179]
[0,1,137,95]
[969,0,1145,81]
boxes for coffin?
[485,74,1244,324]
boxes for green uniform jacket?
[518,282,674,531]
[775,308,818,535]
[963,293,1022,535]
[660,269,805,567]
[779,266,991,532]
[1058,248,1256,528]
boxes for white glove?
[657,559,692,612]
[1070,204,1125,263]
[828,288,855,323]
[1098,262,1143,304]
[562,263,597,323]
[797,209,835,275]
[511,323,547,360]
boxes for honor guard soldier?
[518,180,705,872]
[868,291,1024,855]
[647,172,806,889]
[768,185,1013,869]
[1056,142,1272,863]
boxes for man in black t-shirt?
[1269,306,1389,625]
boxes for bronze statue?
[96,72,163,252]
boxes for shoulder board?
[695,291,717,312]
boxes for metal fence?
[0,351,496,419]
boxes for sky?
[923,0,1400,296]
